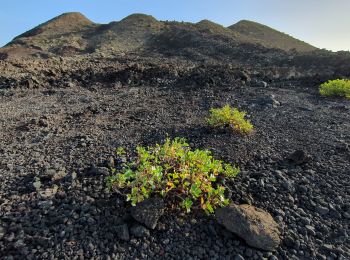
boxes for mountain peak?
[52,12,93,24]
[43,12,93,29]
[58,12,87,17]
[120,13,159,24]
[233,19,261,25]
[15,12,94,39]
[196,20,233,35]
[229,20,316,52]
[229,20,281,35]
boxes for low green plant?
[107,138,240,214]
[319,79,350,99]
[208,105,254,134]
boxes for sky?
[0,0,349,51]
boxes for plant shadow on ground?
[140,124,261,165]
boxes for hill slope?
[3,12,97,57]
[229,20,316,52]
[88,14,165,53]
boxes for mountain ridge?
[0,12,317,59]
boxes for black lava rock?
[130,198,165,229]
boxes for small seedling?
[208,105,254,134]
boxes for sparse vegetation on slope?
[107,138,240,214]
[208,105,254,134]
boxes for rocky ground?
[0,58,349,260]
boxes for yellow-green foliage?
[208,105,254,134]
[319,79,350,99]
[107,138,240,214]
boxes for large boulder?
[216,204,281,251]
[130,198,165,229]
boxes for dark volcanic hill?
[1,12,317,59]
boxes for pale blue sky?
[0,0,349,51]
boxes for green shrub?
[208,105,254,134]
[107,138,240,214]
[319,79,350,99]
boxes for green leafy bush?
[319,79,350,99]
[107,138,240,214]
[208,105,254,134]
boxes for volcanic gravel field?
[0,61,349,259]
